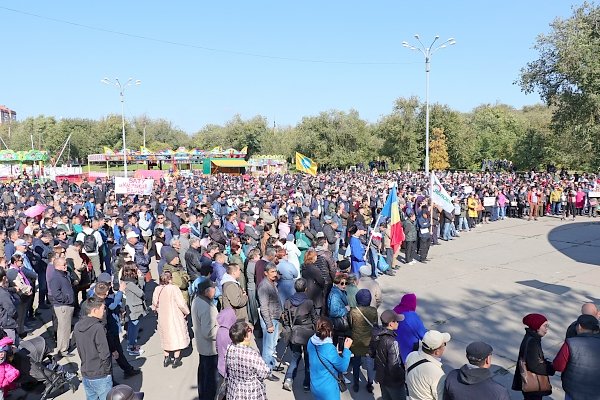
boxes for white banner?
[589,191,600,198]
[483,196,496,207]
[431,173,455,213]
[114,177,154,195]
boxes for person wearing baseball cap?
[552,314,600,399]
[405,330,451,400]
[371,310,406,399]
[512,313,554,398]
[443,341,510,399]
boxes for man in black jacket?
[443,341,510,400]
[48,257,74,356]
[281,278,317,392]
[185,238,203,281]
[74,297,113,400]
[370,310,406,400]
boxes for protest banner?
[115,177,154,195]
[483,196,496,207]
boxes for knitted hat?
[523,313,547,330]
[163,247,179,265]
[355,289,372,307]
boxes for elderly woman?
[349,289,378,393]
[152,271,190,369]
[512,313,555,399]
[122,262,147,357]
[225,321,270,400]
[327,273,350,341]
[307,317,353,400]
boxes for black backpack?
[83,231,98,253]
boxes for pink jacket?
[0,362,20,393]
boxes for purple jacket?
[216,308,237,377]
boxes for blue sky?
[0,1,580,134]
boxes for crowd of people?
[0,167,598,400]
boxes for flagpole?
[366,182,395,254]
[430,171,434,226]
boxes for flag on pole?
[295,152,318,176]
[431,172,455,213]
[379,186,405,252]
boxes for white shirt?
[75,228,103,256]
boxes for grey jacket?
[124,280,146,321]
[257,278,281,329]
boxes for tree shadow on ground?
[547,221,600,266]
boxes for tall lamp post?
[101,77,141,177]
[402,35,455,175]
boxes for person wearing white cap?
[405,330,451,400]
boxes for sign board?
[483,196,496,207]
[114,177,154,195]
[463,185,473,195]
[588,191,600,198]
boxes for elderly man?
[124,231,150,281]
[185,237,203,280]
[257,262,283,381]
[565,302,599,338]
[191,279,218,400]
[405,330,451,400]
[48,256,75,357]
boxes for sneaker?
[303,384,310,392]
[282,378,293,391]
[266,374,280,382]
[366,383,374,393]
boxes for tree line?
[0,99,586,171]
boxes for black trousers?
[404,241,416,263]
[418,238,431,261]
[108,333,134,373]
[198,354,218,400]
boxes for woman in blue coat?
[307,317,353,400]
[348,224,367,275]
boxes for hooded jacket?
[307,334,351,400]
[216,308,237,377]
[73,316,112,379]
[221,273,248,322]
[443,365,510,400]
[394,293,427,362]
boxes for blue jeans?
[351,355,374,384]
[259,317,280,370]
[499,206,506,219]
[127,318,140,348]
[83,375,112,400]
[552,202,561,215]
[285,343,310,386]
[442,222,452,240]
[459,217,469,231]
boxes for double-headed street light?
[101,77,141,177]
[402,35,456,175]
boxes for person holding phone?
[307,317,353,400]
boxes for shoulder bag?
[314,345,347,392]
[519,338,552,393]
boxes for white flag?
[431,173,455,213]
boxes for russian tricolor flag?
[380,186,405,252]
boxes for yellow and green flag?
[295,152,318,176]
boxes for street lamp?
[402,35,455,174]
[101,77,141,177]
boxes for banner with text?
[431,173,455,213]
[114,177,154,195]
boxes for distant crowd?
[0,168,598,400]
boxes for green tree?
[294,109,380,169]
[518,2,600,169]
[376,97,422,170]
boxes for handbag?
[314,345,347,392]
[376,254,390,272]
[215,346,231,400]
[518,338,552,393]
[331,315,350,333]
